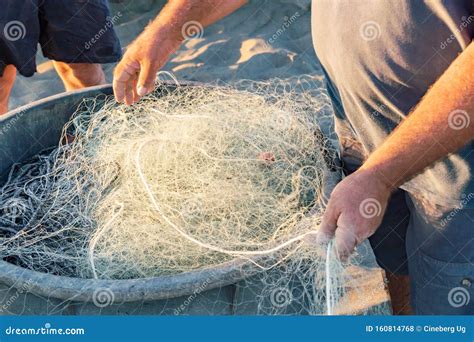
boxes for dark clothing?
[0,0,122,77]
[312,0,473,206]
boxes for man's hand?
[113,29,181,105]
[318,42,473,260]
[318,170,392,260]
[112,0,247,105]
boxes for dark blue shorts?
[0,0,122,77]
[342,153,474,314]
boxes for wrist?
[353,167,397,194]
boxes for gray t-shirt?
[312,0,474,207]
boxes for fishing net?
[0,79,390,315]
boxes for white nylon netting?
[0,79,390,315]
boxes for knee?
[68,63,105,85]
[56,62,105,88]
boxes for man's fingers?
[113,78,126,104]
[316,205,338,257]
[113,60,140,103]
[130,79,140,104]
[318,205,338,241]
[137,62,156,97]
[334,226,357,261]
[113,65,130,103]
[124,79,135,106]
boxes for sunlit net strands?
[0,80,390,315]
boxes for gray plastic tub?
[0,84,343,315]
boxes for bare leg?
[386,272,413,315]
[0,65,17,115]
[53,62,106,91]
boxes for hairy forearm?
[113,0,247,104]
[359,42,474,190]
[143,0,247,42]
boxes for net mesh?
[0,79,390,315]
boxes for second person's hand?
[112,0,248,105]
[113,27,182,105]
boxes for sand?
[9,0,322,109]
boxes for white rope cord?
[135,137,320,257]
[326,239,334,315]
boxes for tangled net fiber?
[0,79,389,315]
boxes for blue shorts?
[342,155,474,315]
[0,0,122,77]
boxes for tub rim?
[0,84,268,304]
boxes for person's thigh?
[39,0,122,65]
[0,1,40,77]
[406,193,474,315]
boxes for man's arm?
[319,42,474,259]
[113,0,247,105]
